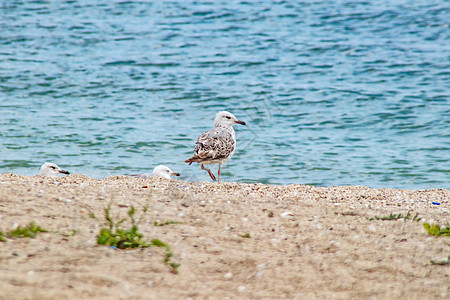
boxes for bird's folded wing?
[130,173,152,179]
[194,128,234,160]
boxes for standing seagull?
[184,111,246,182]
[40,162,70,177]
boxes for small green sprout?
[0,231,6,242]
[423,222,450,237]
[7,222,48,238]
[151,239,180,274]
[88,210,96,219]
[430,256,449,265]
[369,211,421,221]
[154,220,183,226]
[97,204,149,249]
[61,229,78,237]
[97,203,180,273]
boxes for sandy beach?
[0,173,448,299]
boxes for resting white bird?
[130,165,180,179]
[40,162,70,177]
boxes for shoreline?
[0,173,449,299]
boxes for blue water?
[1,1,449,189]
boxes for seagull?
[184,111,246,182]
[130,165,180,179]
[40,162,70,177]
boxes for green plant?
[97,204,149,249]
[151,238,180,274]
[369,211,421,221]
[7,222,47,238]
[61,229,78,237]
[88,210,96,219]
[97,203,180,273]
[412,213,422,222]
[430,256,449,265]
[423,222,450,236]
[154,220,183,226]
[0,231,6,242]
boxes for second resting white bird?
[40,162,70,177]
[130,165,180,179]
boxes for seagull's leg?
[217,163,222,183]
[201,164,216,181]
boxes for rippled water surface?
[1,1,449,189]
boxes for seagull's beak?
[60,169,70,175]
[172,172,180,176]
[235,120,246,125]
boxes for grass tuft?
[430,256,449,265]
[239,233,251,238]
[7,222,48,238]
[88,210,96,219]
[369,211,421,221]
[61,229,78,237]
[0,231,6,242]
[97,203,180,273]
[97,203,149,249]
[154,220,183,226]
[423,222,450,236]
[151,238,180,274]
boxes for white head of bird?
[152,165,180,179]
[214,111,246,128]
[40,162,70,177]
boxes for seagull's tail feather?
[184,156,203,165]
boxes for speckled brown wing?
[185,127,235,163]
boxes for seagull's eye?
[225,116,231,119]
[51,166,56,169]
